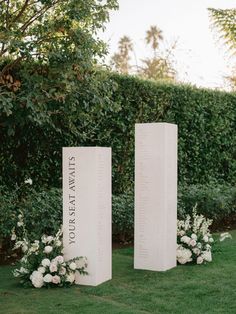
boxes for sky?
[99,0,236,90]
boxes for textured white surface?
[63,147,112,286]
[134,123,177,271]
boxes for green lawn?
[1,231,236,314]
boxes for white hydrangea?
[177,246,192,264]
[180,236,191,245]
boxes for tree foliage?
[209,8,236,90]
[0,0,118,130]
[209,8,236,54]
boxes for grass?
[1,231,236,314]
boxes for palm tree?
[145,26,163,57]
[111,36,133,74]
[118,36,133,57]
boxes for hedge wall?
[0,72,236,194]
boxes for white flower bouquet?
[12,225,88,288]
[177,205,214,265]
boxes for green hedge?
[1,72,236,194]
[0,187,62,242]
[1,184,235,245]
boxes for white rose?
[11,233,16,241]
[191,233,197,240]
[46,236,54,244]
[203,235,209,243]
[52,275,61,284]
[55,255,64,264]
[189,239,197,247]
[20,256,27,263]
[59,267,66,275]
[22,243,28,253]
[31,271,44,288]
[202,250,212,262]
[69,262,77,271]
[17,221,24,227]
[13,269,20,277]
[14,241,23,249]
[38,266,46,274]
[193,248,201,256]
[19,267,29,274]
[209,237,214,243]
[55,240,62,247]
[197,256,204,264]
[75,258,87,269]
[30,243,39,253]
[180,236,191,245]
[41,258,51,267]
[44,246,53,254]
[43,274,53,283]
[66,272,75,283]
[41,235,47,244]
[197,242,202,249]
[179,230,185,236]
[24,178,33,185]
[49,262,58,273]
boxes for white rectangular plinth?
[63,147,112,286]
[134,123,177,271]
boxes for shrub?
[21,188,62,241]
[178,183,236,221]
[0,186,18,240]
[0,187,62,245]
[112,192,134,242]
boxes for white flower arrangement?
[177,205,214,265]
[12,215,88,288]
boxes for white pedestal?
[134,123,177,271]
[63,147,112,286]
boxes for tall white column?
[134,123,177,271]
[63,147,112,286]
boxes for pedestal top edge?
[135,122,177,128]
[62,146,111,150]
